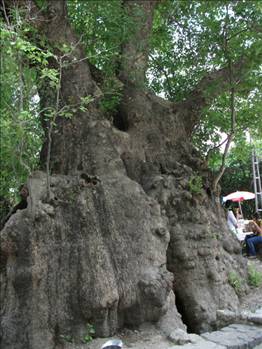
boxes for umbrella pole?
[238,201,243,219]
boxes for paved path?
[67,308,262,349]
[200,324,262,349]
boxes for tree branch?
[178,46,261,136]
[212,87,235,192]
[205,136,229,163]
[1,0,11,27]
[149,53,173,98]
[212,5,236,193]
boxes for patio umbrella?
[223,191,255,218]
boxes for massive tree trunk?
[0,1,249,348]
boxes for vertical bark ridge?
[119,0,159,86]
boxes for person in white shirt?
[225,201,238,233]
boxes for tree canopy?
[0,0,261,203]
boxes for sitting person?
[253,212,262,228]
[245,219,262,259]
[225,201,238,234]
[233,207,243,221]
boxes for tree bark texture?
[119,0,159,85]
[0,1,250,348]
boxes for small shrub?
[248,265,262,287]
[188,175,202,194]
[83,323,95,343]
[210,232,220,240]
[60,334,73,343]
[228,271,243,294]
[100,77,122,114]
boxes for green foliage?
[59,334,73,343]
[67,0,261,180]
[100,77,123,114]
[59,323,95,344]
[79,95,95,113]
[211,138,262,217]
[1,0,262,205]
[68,0,154,110]
[34,0,47,9]
[67,0,131,73]
[40,68,59,87]
[228,271,243,294]
[188,175,203,194]
[82,323,95,343]
[0,17,45,202]
[150,0,262,101]
[193,89,262,158]
[67,0,132,114]
[149,1,262,186]
[248,265,262,287]
[0,9,85,202]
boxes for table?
[235,219,252,242]
[236,229,252,242]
